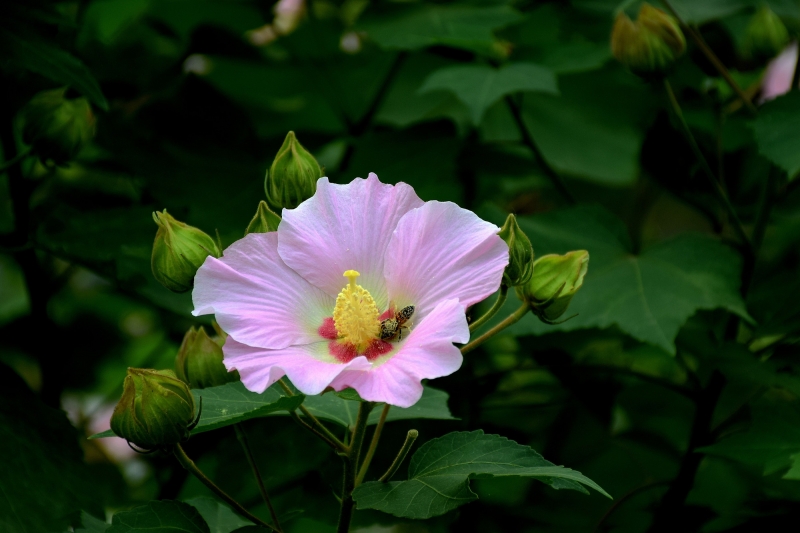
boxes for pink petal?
[193,232,334,350]
[328,299,468,407]
[278,174,424,310]
[224,338,371,395]
[384,201,508,322]
[761,42,798,102]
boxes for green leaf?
[752,91,800,180]
[300,385,457,428]
[184,497,252,533]
[0,26,108,110]
[353,430,609,519]
[521,68,655,186]
[510,206,749,353]
[419,63,558,125]
[91,382,304,439]
[0,365,103,533]
[334,388,365,402]
[75,512,109,533]
[107,501,210,533]
[358,4,522,53]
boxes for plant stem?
[505,95,576,204]
[0,146,31,174]
[792,42,800,93]
[355,404,391,486]
[595,480,670,531]
[662,79,753,252]
[461,302,530,355]
[173,443,278,532]
[278,378,346,451]
[660,0,757,114]
[234,425,282,532]
[379,430,419,483]
[469,285,509,332]
[336,402,375,533]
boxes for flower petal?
[193,232,334,350]
[278,173,423,310]
[224,338,372,395]
[328,298,468,407]
[384,201,508,321]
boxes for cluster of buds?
[110,368,200,451]
[20,87,96,165]
[517,251,589,323]
[175,326,238,389]
[611,3,686,76]
[151,210,220,293]
[743,5,789,61]
[264,131,323,211]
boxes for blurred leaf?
[752,91,800,180]
[521,68,655,186]
[148,0,263,42]
[419,63,558,125]
[0,26,108,110]
[300,385,456,428]
[184,497,252,533]
[0,366,103,533]
[666,0,750,23]
[358,4,522,53]
[0,254,30,325]
[509,206,749,353]
[107,501,209,533]
[353,430,609,519]
[75,512,109,533]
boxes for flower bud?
[497,214,534,287]
[245,200,282,235]
[110,368,197,450]
[264,131,323,210]
[175,326,239,389]
[611,4,686,76]
[151,210,221,293]
[20,88,96,165]
[743,5,789,61]
[517,250,589,323]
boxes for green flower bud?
[151,210,221,293]
[264,131,323,210]
[743,5,789,61]
[245,200,282,235]
[110,368,197,450]
[517,250,589,323]
[497,214,534,287]
[175,326,239,389]
[20,87,96,165]
[611,4,686,76]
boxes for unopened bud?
[497,214,534,287]
[264,131,323,210]
[110,368,198,450]
[245,200,282,235]
[151,210,221,293]
[611,4,686,76]
[20,88,96,165]
[175,326,239,389]
[517,250,589,323]
[743,5,789,61]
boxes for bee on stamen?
[379,305,415,342]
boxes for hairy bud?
[20,88,96,165]
[611,4,686,76]
[743,5,789,61]
[245,200,282,235]
[264,131,323,210]
[175,326,238,389]
[497,214,534,287]
[517,250,589,323]
[151,210,220,293]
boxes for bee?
[379,305,415,342]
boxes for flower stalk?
[356,404,391,485]
[469,284,509,332]
[379,429,419,483]
[461,302,531,355]
[234,424,282,532]
[278,379,346,451]
[337,401,375,533]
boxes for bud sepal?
[245,200,282,235]
[497,214,534,287]
[517,250,589,324]
[151,210,221,293]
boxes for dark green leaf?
[184,497,252,533]
[752,91,800,180]
[75,512,109,533]
[107,501,210,533]
[353,430,609,519]
[419,63,558,125]
[334,388,365,402]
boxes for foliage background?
[2,0,800,531]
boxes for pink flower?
[192,174,508,407]
[761,42,798,102]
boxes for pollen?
[332,270,380,354]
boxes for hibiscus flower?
[192,173,508,407]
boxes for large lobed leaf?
[107,501,209,533]
[353,430,609,519]
[752,91,800,180]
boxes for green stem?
[461,302,530,355]
[173,443,278,532]
[0,146,31,174]
[469,285,509,332]
[355,404,390,486]
[337,402,375,533]
[278,378,346,451]
[663,79,753,252]
[379,429,419,483]
[660,0,757,115]
[234,425,282,532]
